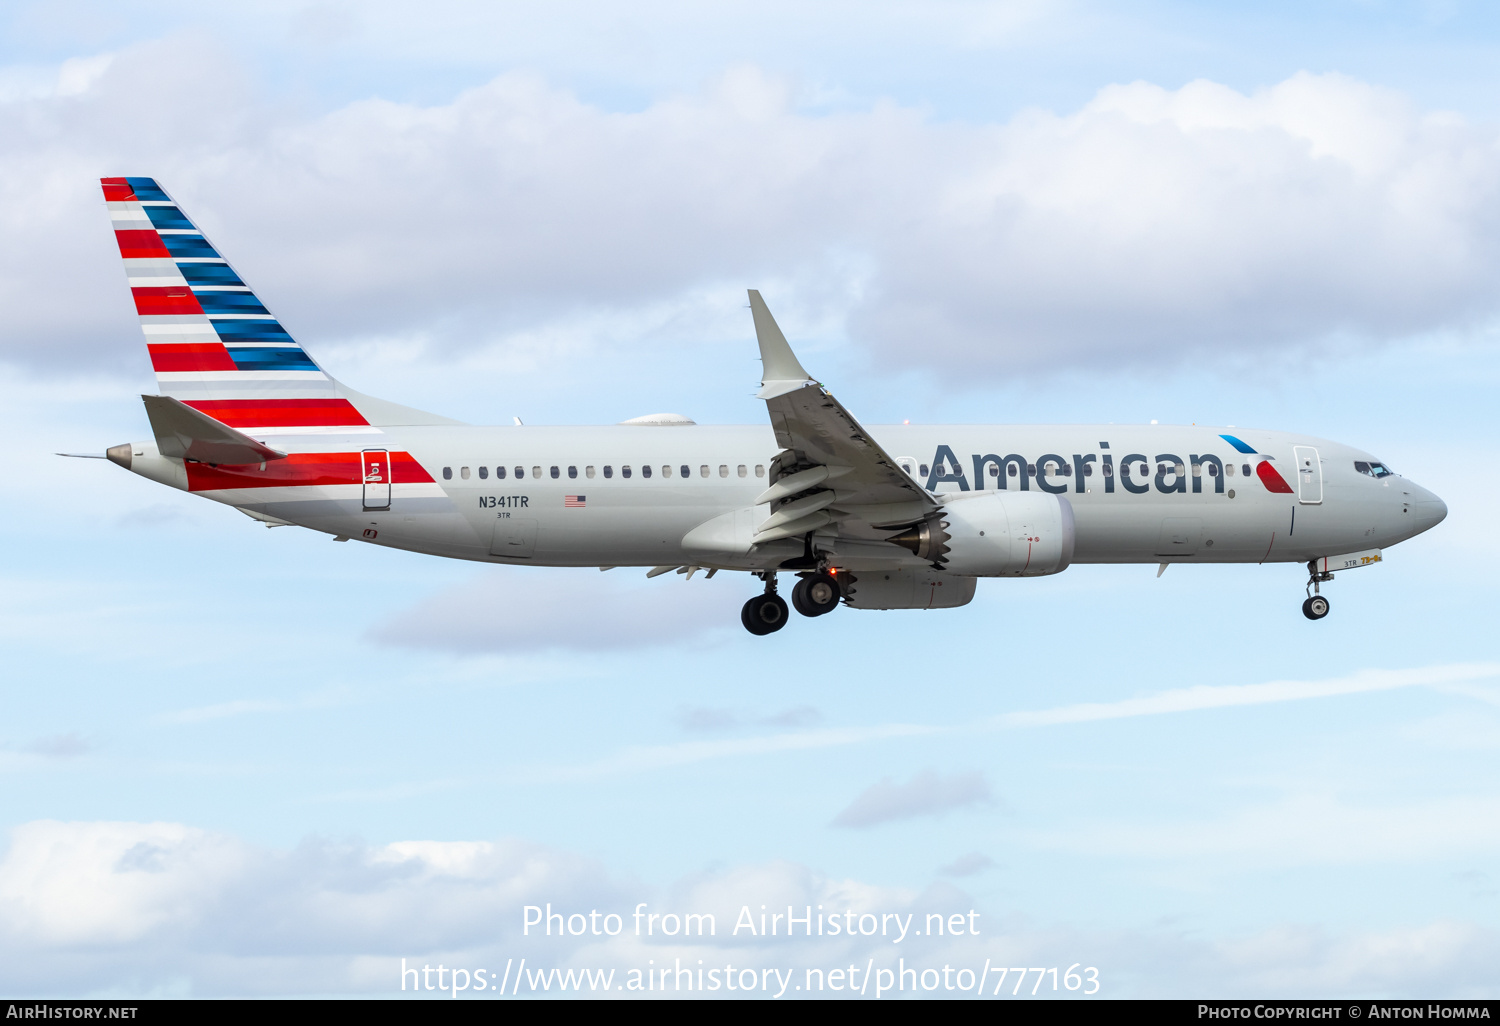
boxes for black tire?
[742,594,790,635]
[1302,595,1330,620]
[791,574,841,617]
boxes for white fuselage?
[125,422,1447,573]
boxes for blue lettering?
[1035,453,1069,494]
[1155,454,1187,494]
[927,445,970,491]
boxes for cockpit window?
[1355,460,1395,478]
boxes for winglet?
[748,290,816,399]
[141,394,287,465]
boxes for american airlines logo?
[923,442,1291,495]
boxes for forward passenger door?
[1293,446,1322,504]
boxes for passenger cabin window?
[568,466,577,479]
[1225,463,1235,476]
[989,465,999,477]
[1242,464,1251,477]
[681,464,690,478]
[622,465,632,478]
[550,466,560,479]
[603,465,613,478]
[442,467,452,480]
[919,464,930,476]
[642,465,652,478]
[585,466,595,478]
[662,465,672,478]
[755,465,765,477]
[719,465,728,478]
[532,466,542,479]
[497,466,507,479]
[700,465,709,478]
[514,467,523,479]
[478,466,488,479]
[460,466,470,480]
[1084,463,1094,476]
[738,465,747,477]
[1008,464,1018,477]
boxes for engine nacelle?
[842,569,977,609]
[893,491,1075,577]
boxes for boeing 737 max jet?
[75,177,1449,634]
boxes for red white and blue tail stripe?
[102,177,448,510]
[101,176,373,439]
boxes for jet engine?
[889,491,1075,577]
[841,569,977,609]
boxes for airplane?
[74,177,1449,635]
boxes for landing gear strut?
[741,572,789,635]
[1303,560,1333,621]
[791,572,841,617]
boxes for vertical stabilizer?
[102,176,380,435]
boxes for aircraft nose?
[1413,486,1448,529]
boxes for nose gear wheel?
[1302,560,1334,620]
[1302,595,1330,620]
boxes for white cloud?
[0,818,1495,997]
[369,567,744,653]
[939,852,995,877]
[0,821,252,946]
[533,722,940,783]
[1207,920,1499,998]
[451,661,1499,788]
[675,704,823,731]
[5,45,1500,382]
[994,662,1500,728]
[1029,791,1500,867]
[832,769,995,828]
[22,733,90,758]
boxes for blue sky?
[1,0,1498,999]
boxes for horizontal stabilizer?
[141,394,287,465]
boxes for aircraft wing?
[141,394,287,465]
[749,290,935,544]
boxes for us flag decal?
[564,495,586,508]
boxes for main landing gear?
[741,573,789,636]
[1302,560,1333,621]
[791,572,841,618]
[741,571,843,634]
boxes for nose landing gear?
[1302,560,1333,620]
[741,572,789,635]
[1301,595,1330,620]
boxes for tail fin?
[101,177,456,434]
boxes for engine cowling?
[841,569,977,609]
[892,491,1075,577]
